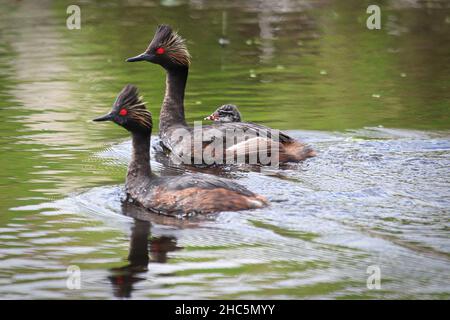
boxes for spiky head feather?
[147,25,191,66]
[114,84,152,131]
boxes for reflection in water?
[150,236,180,264]
[109,219,150,299]
[3,128,450,299]
[109,204,181,298]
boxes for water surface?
[0,0,449,299]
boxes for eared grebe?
[93,85,268,216]
[126,25,315,165]
[204,104,242,123]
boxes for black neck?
[126,132,151,185]
[159,66,188,131]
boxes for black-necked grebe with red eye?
[126,25,316,165]
[93,85,268,216]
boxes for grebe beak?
[204,112,219,121]
[93,112,114,122]
[126,52,153,62]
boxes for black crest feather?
[115,84,152,130]
[148,24,191,66]
[114,84,143,109]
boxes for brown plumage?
[145,186,268,215]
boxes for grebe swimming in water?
[126,25,315,165]
[93,85,268,216]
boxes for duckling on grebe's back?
[93,85,268,216]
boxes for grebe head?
[204,104,242,123]
[93,84,152,134]
[126,25,191,69]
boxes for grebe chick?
[126,25,315,165]
[204,104,316,163]
[204,104,242,123]
[93,85,268,216]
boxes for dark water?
[0,0,449,299]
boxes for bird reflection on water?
[108,203,182,298]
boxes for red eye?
[156,47,165,55]
[119,109,128,116]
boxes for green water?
[0,0,449,299]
